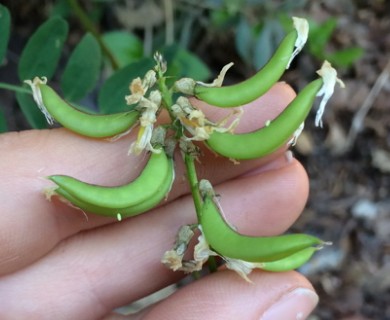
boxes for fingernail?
[260,288,319,320]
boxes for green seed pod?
[205,79,323,160]
[259,247,318,272]
[194,31,298,107]
[200,194,323,262]
[49,149,173,209]
[25,77,139,138]
[53,157,175,218]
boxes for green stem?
[157,76,173,108]
[67,0,120,71]
[155,67,203,221]
[0,83,31,94]
[155,61,217,274]
[184,153,203,221]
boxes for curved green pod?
[205,78,323,160]
[259,247,318,272]
[200,195,323,263]
[194,30,298,108]
[34,82,139,138]
[49,149,172,209]
[54,161,174,217]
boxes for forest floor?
[284,2,389,319]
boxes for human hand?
[0,83,318,319]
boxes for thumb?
[123,270,318,320]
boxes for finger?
[137,271,318,320]
[0,83,295,275]
[0,158,309,319]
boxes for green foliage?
[0,1,361,132]
[308,18,364,68]
[161,44,211,84]
[18,16,69,81]
[0,2,215,131]
[0,4,10,65]
[60,33,102,102]
[102,31,143,68]
[0,107,7,133]
[15,92,49,129]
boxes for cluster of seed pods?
[27,17,343,279]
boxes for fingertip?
[217,156,309,236]
[141,270,317,320]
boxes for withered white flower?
[315,60,345,127]
[172,96,242,141]
[128,90,162,155]
[196,62,234,88]
[24,77,54,125]
[287,17,309,69]
[288,122,305,146]
[125,70,157,106]
[161,250,184,271]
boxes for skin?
[0,83,318,319]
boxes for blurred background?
[0,1,389,319]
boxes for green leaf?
[102,31,143,68]
[326,47,364,68]
[18,16,68,81]
[0,4,11,65]
[0,107,7,133]
[98,58,154,114]
[308,18,337,58]
[60,33,101,102]
[161,45,211,82]
[16,91,48,129]
[50,0,72,18]
[235,17,254,65]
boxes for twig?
[0,82,31,94]
[343,58,390,152]
[164,0,175,45]
[67,0,120,70]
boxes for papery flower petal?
[315,61,345,127]
[287,17,309,69]
[24,77,54,124]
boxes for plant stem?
[156,60,217,274]
[184,153,203,221]
[155,66,203,221]
[67,0,120,71]
[0,82,31,94]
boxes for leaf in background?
[60,33,101,102]
[18,16,68,81]
[253,20,284,70]
[161,44,211,83]
[235,17,253,65]
[16,91,48,129]
[0,4,11,65]
[102,31,143,68]
[308,18,337,58]
[98,58,154,114]
[50,0,72,18]
[210,8,235,29]
[326,47,364,68]
[0,107,7,133]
